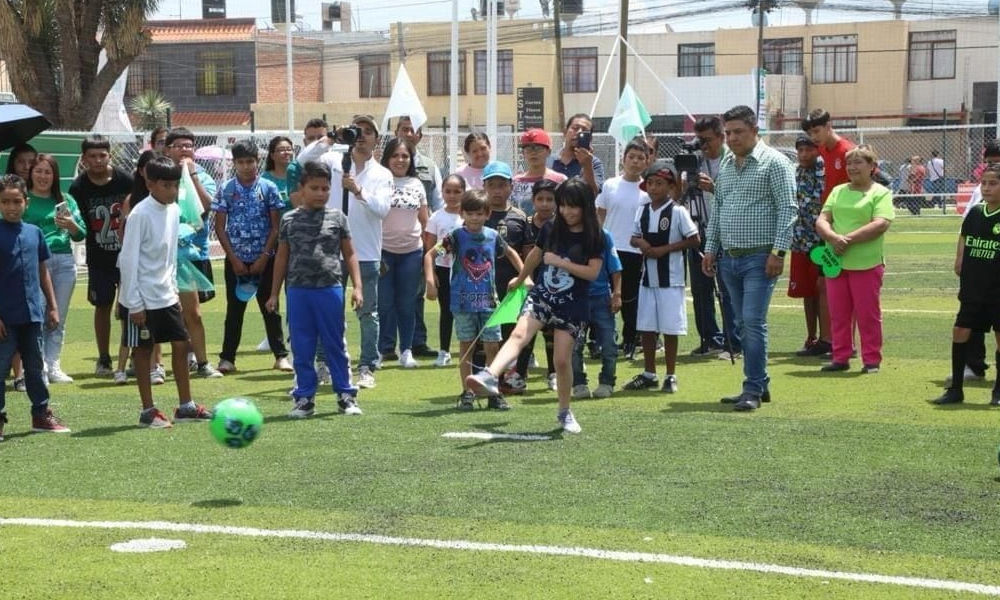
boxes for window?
[762,38,803,75]
[427,50,466,96]
[358,53,391,98]
[126,57,160,96]
[196,50,235,96]
[474,49,513,95]
[908,30,956,81]
[812,35,857,84]
[562,47,598,93]
[677,43,715,77]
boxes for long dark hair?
[265,135,294,172]
[27,153,64,203]
[5,143,37,175]
[380,137,417,177]
[130,150,158,205]
[548,178,603,259]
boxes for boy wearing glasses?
[511,129,566,216]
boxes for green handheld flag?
[809,244,842,278]
[485,284,528,328]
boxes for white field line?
[1,518,998,595]
[441,432,552,441]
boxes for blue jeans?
[0,322,49,417]
[688,248,742,352]
[377,248,423,355]
[719,252,776,396]
[356,260,381,370]
[572,294,618,387]
[44,253,77,367]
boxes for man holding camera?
[686,116,740,359]
[550,113,605,197]
[702,106,796,412]
[297,114,393,389]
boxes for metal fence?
[22,122,997,211]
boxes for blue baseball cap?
[482,161,513,181]
[234,275,260,302]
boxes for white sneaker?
[357,366,376,389]
[502,371,527,393]
[592,383,614,398]
[399,349,418,369]
[338,393,363,416]
[316,363,332,385]
[558,409,582,434]
[113,370,128,385]
[150,364,166,385]
[435,351,452,367]
[274,357,294,372]
[217,359,237,374]
[47,362,74,384]
[571,384,591,399]
[256,338,271,352]
[547,373,558,392]
[287,398,315,419]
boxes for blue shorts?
[454,312,501,343]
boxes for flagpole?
[589,35,619,119]
[285,0,295,135]
[619,37,696,123]
[486,0,498,145]
[449,0,459,173]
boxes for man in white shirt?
[297,114,392,389]
[926,150,945,209]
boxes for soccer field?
[2,215,998,599]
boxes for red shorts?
[787,251,820,298]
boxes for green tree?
[0,0,160,130]
[129,89,170,130]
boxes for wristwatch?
[772,248,787,258]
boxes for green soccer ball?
[209,398,263,449]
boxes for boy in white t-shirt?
[595,138,649,359]
[623,160,700,393]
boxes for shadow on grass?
[785,369,864,379]
[191,498,244,508]
[71,424,140,438]
[660,400,732,413]
[926,400,997,411]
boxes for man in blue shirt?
[550,113,605,197]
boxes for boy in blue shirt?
[570,228,623,399]
[213,140,291,374]
[425,189,524,410]
[267,161,363,418]
[0,174,70,439]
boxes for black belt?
[724,245,771,258]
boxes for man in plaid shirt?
[701,105,797,412]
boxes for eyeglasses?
[522,144,546,152]
[153,139,167,147]
[170,143,195,150]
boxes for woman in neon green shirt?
[816,146,895,374]
[25,154,87,383]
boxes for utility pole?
[397,21,406,64]
[553,0,565,130]
[618,0,629,95]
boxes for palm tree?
[129,89,171,130]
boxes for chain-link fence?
[14,122,997,213]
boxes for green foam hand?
[809,244,843,278]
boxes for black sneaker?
[721,390,772,404]
[661,375,678,393]
[587,341,601,359]
[820,362,850,372]
[622,342,636,361]
[802,340,832,357]
[487,395,510,411]
[457,391,476,411]
[623,374,658,390]
[932,388,964,405]
[412,345,438,358]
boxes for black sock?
[993,351,1000,392]
[951,342,967,392]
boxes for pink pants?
[825,265,885,366]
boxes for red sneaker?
[31,409,71,434]
[173,403,213,422]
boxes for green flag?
[485,284,528,328]
[608,83,652,146]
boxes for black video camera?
[327,125,364,146]
[675,138,706,228]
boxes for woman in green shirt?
[262,135,300,212]
[25,154,87,383]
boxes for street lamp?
[748,0,776,126]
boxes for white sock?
[179,400,196,411]
[643,371,657,380]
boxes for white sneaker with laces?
[339,393,363,416]
[113,370,128,385]
[558,409,582,434]
[274,357,294,372]
[357,366,376,389]
[435,351,452,367]
[592,383,614,398]
[399,349,419,369]
[150,364,166,385]
[256,338,271,352]
[287,399,315,419]
[46,362,74,384]
[217,359,236,374]
[547,373,558,391]
[571,384,591,399]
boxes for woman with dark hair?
[456,132,491,190]
[25,154,87,383]
[378,137,428,368]
[5,143,37,179]
[149,127,169,151]
[262,135,298,212]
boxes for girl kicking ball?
[465,178,604,433]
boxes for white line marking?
[110,538,187,553]
[1,518,998,595]
[441,432,552,441]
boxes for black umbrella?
[0,104,52,152]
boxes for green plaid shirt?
[704,140,797,256]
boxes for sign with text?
[517,87,544,131]
[202,0,226,19]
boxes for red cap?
[519,129,552,149]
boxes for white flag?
[607,83,652,146]
[382,65,428,132]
